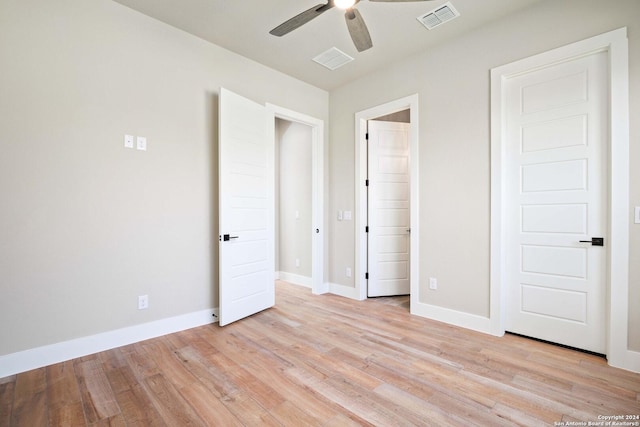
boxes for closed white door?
[218,88,274,326]
[367,120,410,297]
[504,52,608,353]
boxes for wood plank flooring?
[1,281,639,426]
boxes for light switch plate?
[124,134,134,148]
[337,210,343,221]
[136,136,147,151]
[635,206,640,224]
[343,211,352,221]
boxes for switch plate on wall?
[635,206,640,224]
[343,211,352,221]
[124,134,134,148]
[429,277,437,290]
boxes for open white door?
[367,120,410,297]
[218,88,274,326]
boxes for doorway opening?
[275,118,313,288]
[268,104,326,295]
[355,94,419,304]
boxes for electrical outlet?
[429,278,437,290]
[136,136,147,151]
[138,295,149,310]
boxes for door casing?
[490,28,633,370]
[351,94,419,301]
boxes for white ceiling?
[112,0,545,91]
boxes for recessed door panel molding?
[377,182,409,201]
[521,245,587,278]
[521,159,587,193]
[521,71,587,114]
[521,204,587,234]
[521,284,587,323]
[521,114,587,153]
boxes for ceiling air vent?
[417,2,460,30]
[312,47,354,71]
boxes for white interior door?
[218,88,274,326]
[504,52,608,353]
[367,120,410,297]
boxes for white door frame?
[490,28,636,371]
[267,104,326,295]
[354,94,419,301]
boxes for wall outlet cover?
[136,136,147,151]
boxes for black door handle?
[579,237,604,246]
[223,234,239,241]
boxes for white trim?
[411,304,492,335]
[354,94,419,302]
[329,282,363,300]
[277,271,313,288]
[267,104,327,295]
[0,308,218,378]
[490,28,634,371]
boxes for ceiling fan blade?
[345,8,373,52]
[270,3,334,37]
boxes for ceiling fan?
[270,0,434,53]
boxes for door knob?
[579,237,604,246]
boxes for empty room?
[1,0,639,425]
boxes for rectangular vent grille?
[417,2,460,30]
[312,47,354,71]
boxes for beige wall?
[276,119,312,277]
[329,0,640,349]
[0,0,328,356]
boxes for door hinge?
[365,133,369,140]
[365,226,369,233]
[365,272,369,280]
[365,179,369,187]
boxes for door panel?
[368,121,410,297]
[505,52,607,353]
[218,88,274,326]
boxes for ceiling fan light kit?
[270,0,436,53]
[335,0,357,9]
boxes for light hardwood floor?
[1,281,639,426]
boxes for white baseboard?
[411,301,494,336]
[329,282,364,300]
[277,271,312,288]
[0,308,219,378]
[609,348,640,374]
